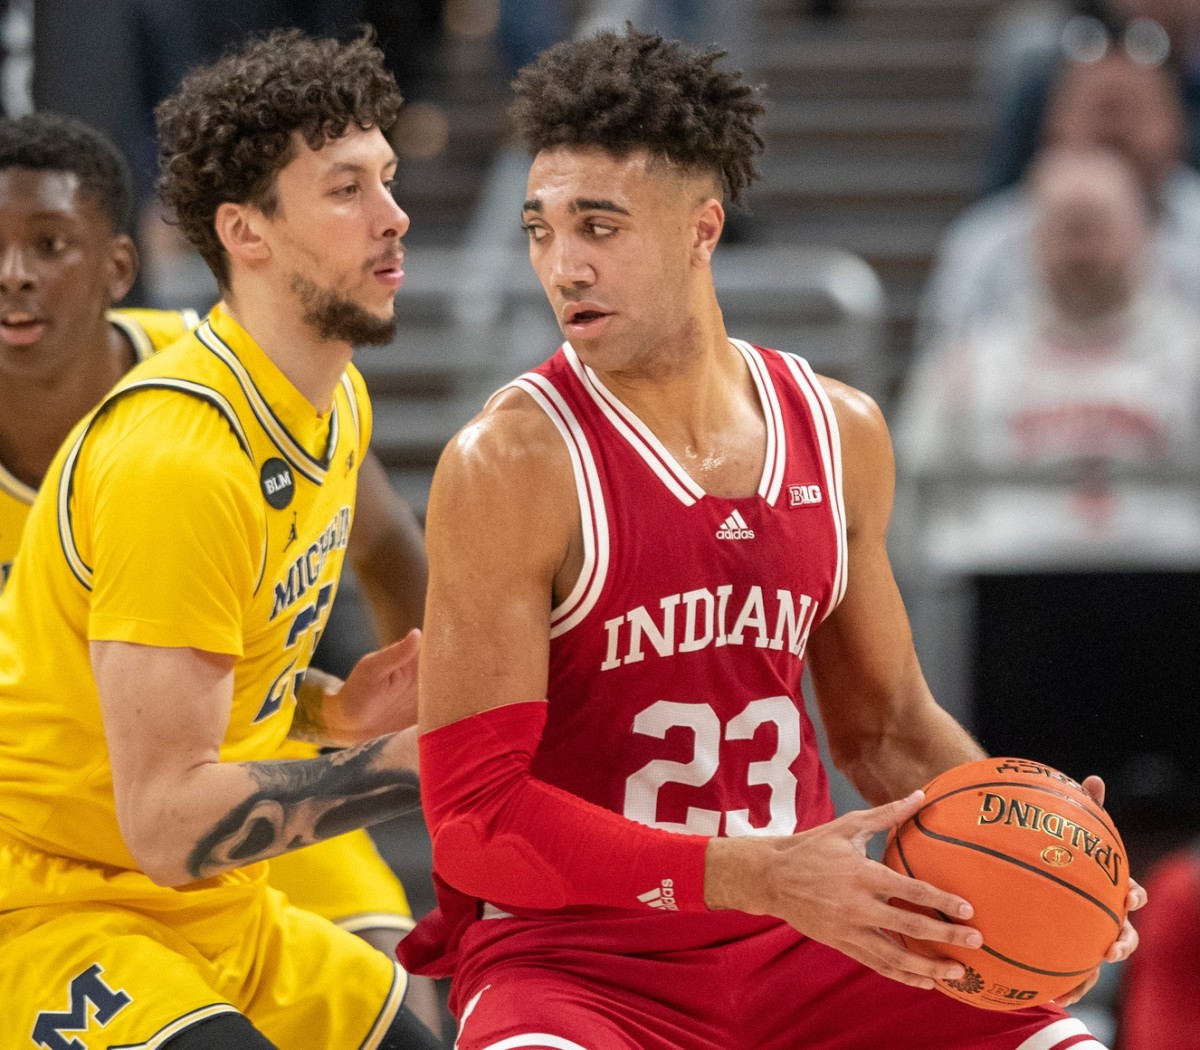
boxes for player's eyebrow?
[521,197,632,216]
[325,155,399,178]
[570,198,631,216]
[22,209,75,221]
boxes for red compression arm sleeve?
[419,700,710,913]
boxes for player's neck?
[592,306,738,433]
[593,321,767,497]
[0,321,132,488]
[221,284,352,413]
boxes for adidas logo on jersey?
[716,510,755,540]
[637,879,679,912]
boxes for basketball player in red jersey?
[400,26,1143,1050]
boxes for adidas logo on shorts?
[716,509,755,540]
[637,879,679,911]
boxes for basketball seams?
[888,828,915,878]
[972,940,1099,979]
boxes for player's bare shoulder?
[435,384,573,500]
[812,372,896,529]
[427,383,579,568]
[812,373,886,439]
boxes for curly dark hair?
[0,112,132,232]
[509,26,765,206]
[155,28,403,288]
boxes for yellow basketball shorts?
[0,836,407,1050]
[267,827,414,934]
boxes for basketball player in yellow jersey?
[0,111,443,1037]
[0,307,196,581]
[0,34,443,1050]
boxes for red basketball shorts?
[450,915,1107,1050]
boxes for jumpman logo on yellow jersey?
[284,511,299,553]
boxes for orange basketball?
[882,756,1129,1012]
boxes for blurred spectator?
[33,0,210,304]
[921,50,1200,343]
[1117,836,1200,1049]
[0,0,32,117]
[497,0,576,77]
[277,2,445,105]
[978,0,1200,193]
[34,1,445,308]
[897,147,1200,570]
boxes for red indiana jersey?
[407,339,1097,1050]
[517,340,845,848]
[402,341,849,983]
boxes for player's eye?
[521,222,548,243]
[334,183,360,198]
[37,236,66,256]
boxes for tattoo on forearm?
[186,738,420,879]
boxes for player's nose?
[548,237,594,289]
[377,187,410,241]
[0,245,37,293]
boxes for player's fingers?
[385,628,422,676]
[852,790,925,838]
[867,965,938,991]
[1080,774,1106,807]
[854,929,968,988]
[826,938,931,990]
[877,895,982,952]
[1126,877,1147,913]
[881,868,977,929]
[850,955,938,991]
[1051,967,1100,1008]
[357,629,422,680]
[1106,917,1140,963]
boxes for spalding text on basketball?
[976,793,1124,887]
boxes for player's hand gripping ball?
[883,757,1129,1011]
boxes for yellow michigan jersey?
[0,304,406,1047]
[0,306,413,933]
[0,300,370,864]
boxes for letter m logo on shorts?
[32,963,132,1050]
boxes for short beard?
[291,273,398,346]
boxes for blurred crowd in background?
[2,0,1198,1045]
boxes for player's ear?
[105,233,138,304]
[692,196,725,265]
[215,202,270,267]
